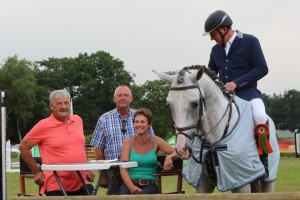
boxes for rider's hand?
[224,82,237,93]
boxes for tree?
[35,51,135,133]
[0,56,37,142]
[280,90,300,130]
[264,89,300,131]
[132,79,174,139]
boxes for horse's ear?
[191,66,204,83]
[196,66,205,81]
[153,70,174,84]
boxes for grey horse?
[154,65,279,193]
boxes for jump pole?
[0,91,7,200]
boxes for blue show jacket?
[208,30,268,101]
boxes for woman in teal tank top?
[119,108,178,195]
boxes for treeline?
[0,52,173,143]
[0,51,299,144]
[263,90,300,132]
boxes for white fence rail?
[5,140,20,172]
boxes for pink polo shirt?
[25,114,88,193]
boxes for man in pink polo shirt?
[19,89,95,196]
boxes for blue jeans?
[106,167,121,195]
[119,182,158,194]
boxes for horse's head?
[153,66,206,159]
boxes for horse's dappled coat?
[153,66,279,193]
[182,95,280,192]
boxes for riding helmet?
[203,10,233,36]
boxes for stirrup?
[254,124,273,155]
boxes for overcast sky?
[1,0,299,95]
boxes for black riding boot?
[254,122,272,181]
[260,153,269,181]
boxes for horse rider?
[203,10,273,179]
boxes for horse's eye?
[191,102,198,108]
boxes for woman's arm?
[155,136,175,155]
[155,136,179,171]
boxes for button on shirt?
[208,30,268,101]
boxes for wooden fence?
[11,192,300,200]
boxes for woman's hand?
[129,185,143,194]
[163,154,174,171]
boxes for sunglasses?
[121,120,127,134]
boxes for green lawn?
[5,156,300,199]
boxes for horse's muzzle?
[175,147,190,159]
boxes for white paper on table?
[88,159,118,164]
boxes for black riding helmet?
[203,10,233,36]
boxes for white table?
[41,160,137,196]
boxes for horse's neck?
[198,75,239,144]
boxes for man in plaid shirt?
[90,84,154,195]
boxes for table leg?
[92,170,104,195]
[53,171,67,196]
[76,171,91,195]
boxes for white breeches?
[250,98,267,124]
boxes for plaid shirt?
[90,108,154,160]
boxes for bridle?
[170,83,234,163]
[170,84,206,141]
[170,83,205,163]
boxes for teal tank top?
[128,136,157,182]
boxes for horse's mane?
[178,65,226,92]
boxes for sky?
[1,0,299,95]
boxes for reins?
[198,92,235,138]
[198,93,234,164]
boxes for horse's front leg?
[196,163,215,193]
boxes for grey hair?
[114,84,132,96]
[49,89,71,104]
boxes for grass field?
[5,156,300,199]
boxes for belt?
[132,179,157,186]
